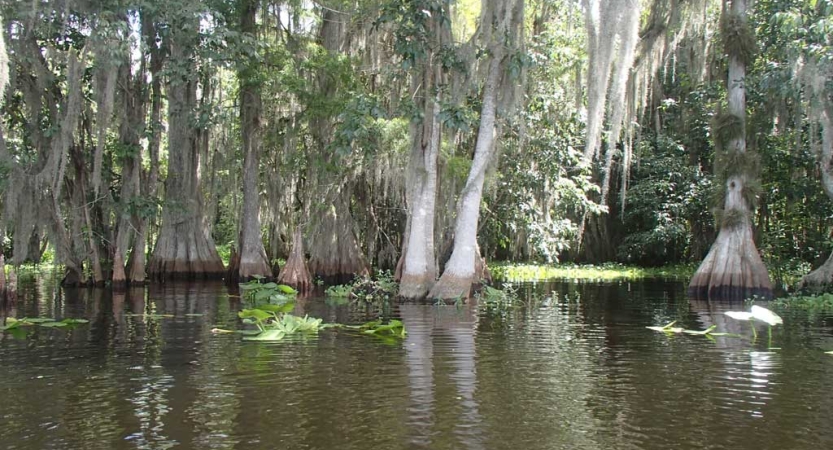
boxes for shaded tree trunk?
[798,105,833,292]
[128,15,163,284]
[309,191,370,284]
[689,0,772,300]
[233,0,272,282]
[305,9,370,283]
[113,37,145,288]
[148,18,224,280]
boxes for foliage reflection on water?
[2,278,833,449]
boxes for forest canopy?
[0,0,831,299]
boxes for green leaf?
[254,289,274,302]
[277,285,297,294]
[243,330,286,341]
[238,309,272,322]
[20,318,57,323]
[236,329,264,336]
[268,293,291,303]
[0,321,21,331]
[256,303,295,314]
[39,321,69,328]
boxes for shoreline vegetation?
[491,263,697,282]
[0,260,814,286]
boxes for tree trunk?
[399,97,441,299]
[309,190,370,284]
[798,105,833,292]
[113,19,147,288]
[233,0,272,282]
[278,229,312,292]
[0,252,5,294]
[689,0,772,300]
[429,47,501,300]
[128,16,163,284]
[148,20,224,280]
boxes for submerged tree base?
[277,230,312,292]
[428,273,472,300]
[398,272,434,300]
[688,225,772,301]
[797,251,833,294]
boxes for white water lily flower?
[725,311,754,321]
[750,306,783,326]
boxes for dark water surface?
[2,277,833,450]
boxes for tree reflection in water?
[401,303,483,449]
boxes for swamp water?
[2,277,833,450]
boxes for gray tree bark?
[688,0,772,300]
[148,16,224,280]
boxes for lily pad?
[243,330,286,341]
[20,317,57,323]
[256,303,295,314]
[276,285,298,295]
[238,309,272,322]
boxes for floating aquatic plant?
[1,317,89,332]
[646,321,685,334]
[646,321,738,338]
[239,278,298,307]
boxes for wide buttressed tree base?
[798,251,833,294]
[147,220,226,280]
[429,245,491,300]
[308,198,370,285]
[688,179,772,300]
[277,229,312,292]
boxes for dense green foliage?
[0,0,830,292]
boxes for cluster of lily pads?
[212,279,406,342]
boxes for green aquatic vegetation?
[325,284,353,298]
[215,301,406,343]
[125,313,175,319]
[475,284,522,309]
[324,271,398,303]
[492,263,695,282]
[646,321,684,333]
[355,319,406,338]
[217,277,405,342]
[771,293,833,310]
[239,278,298,306]
[240,314,324,341]
[646,321,739,337]
[1,317,89,332]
